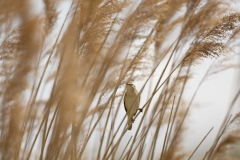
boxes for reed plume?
[0,0,239,159]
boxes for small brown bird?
[124,83,142,130]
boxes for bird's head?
[126,83,136,91]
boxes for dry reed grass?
[0,0,240,160]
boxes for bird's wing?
[134,94,140,116]
[124,95,127,112]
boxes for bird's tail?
[128,119,132,130]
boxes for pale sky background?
[26,0,240,159]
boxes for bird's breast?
[125,95,138,109]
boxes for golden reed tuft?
[0,0,239,160]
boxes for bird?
[124,83,142,130]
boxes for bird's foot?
[138,108,143,112]
[131,118,135,123]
